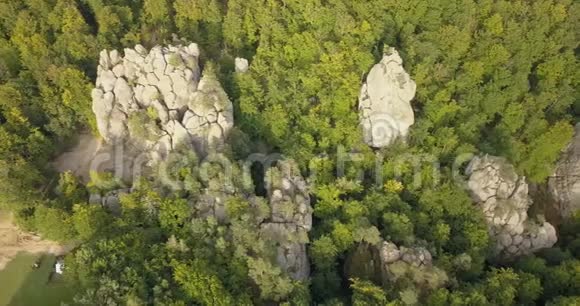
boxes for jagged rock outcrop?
[345,241,447,291]
[260,160,312,280]
[383,242,432,267]
[187,158,313,281]
[92,43,234,164]
[466,155,557,257]
[549,123,580,219]
[359,48,416,148]
[89,44,314,283]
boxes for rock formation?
[89,44,314,282]
[91,43,234,164]
[378,241,447,290]
[380,241,432,267]
[184,158,313,281]
[345,241,447,291]
[359,48,416,148]
[466,155,557,257]
[260,160,312,280]
[548,123,580,219]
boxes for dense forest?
[0,0,579,305]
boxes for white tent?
[55,259,64,274]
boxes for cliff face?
[549,123,580,219]
[466,155,557,258]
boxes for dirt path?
[53,133,102,183]
[0,211,73,271]
[1,134,100,270]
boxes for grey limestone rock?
[92,43,234,167]
[466,155,558,258]
[359,48,416,148]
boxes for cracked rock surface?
[359,48,416,148]
[260,160,313,281]
[466,155,557,257]
[549,123,580,219]
[92,43,233,162]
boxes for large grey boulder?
[548,123,580,219]
[466,155,557,257]
[92,43,234,167]
[359,48,416,148]
[265,161,312,231]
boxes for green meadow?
[0,253,75,306]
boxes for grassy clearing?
[0,253,34,306]
[0,253,75,306]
